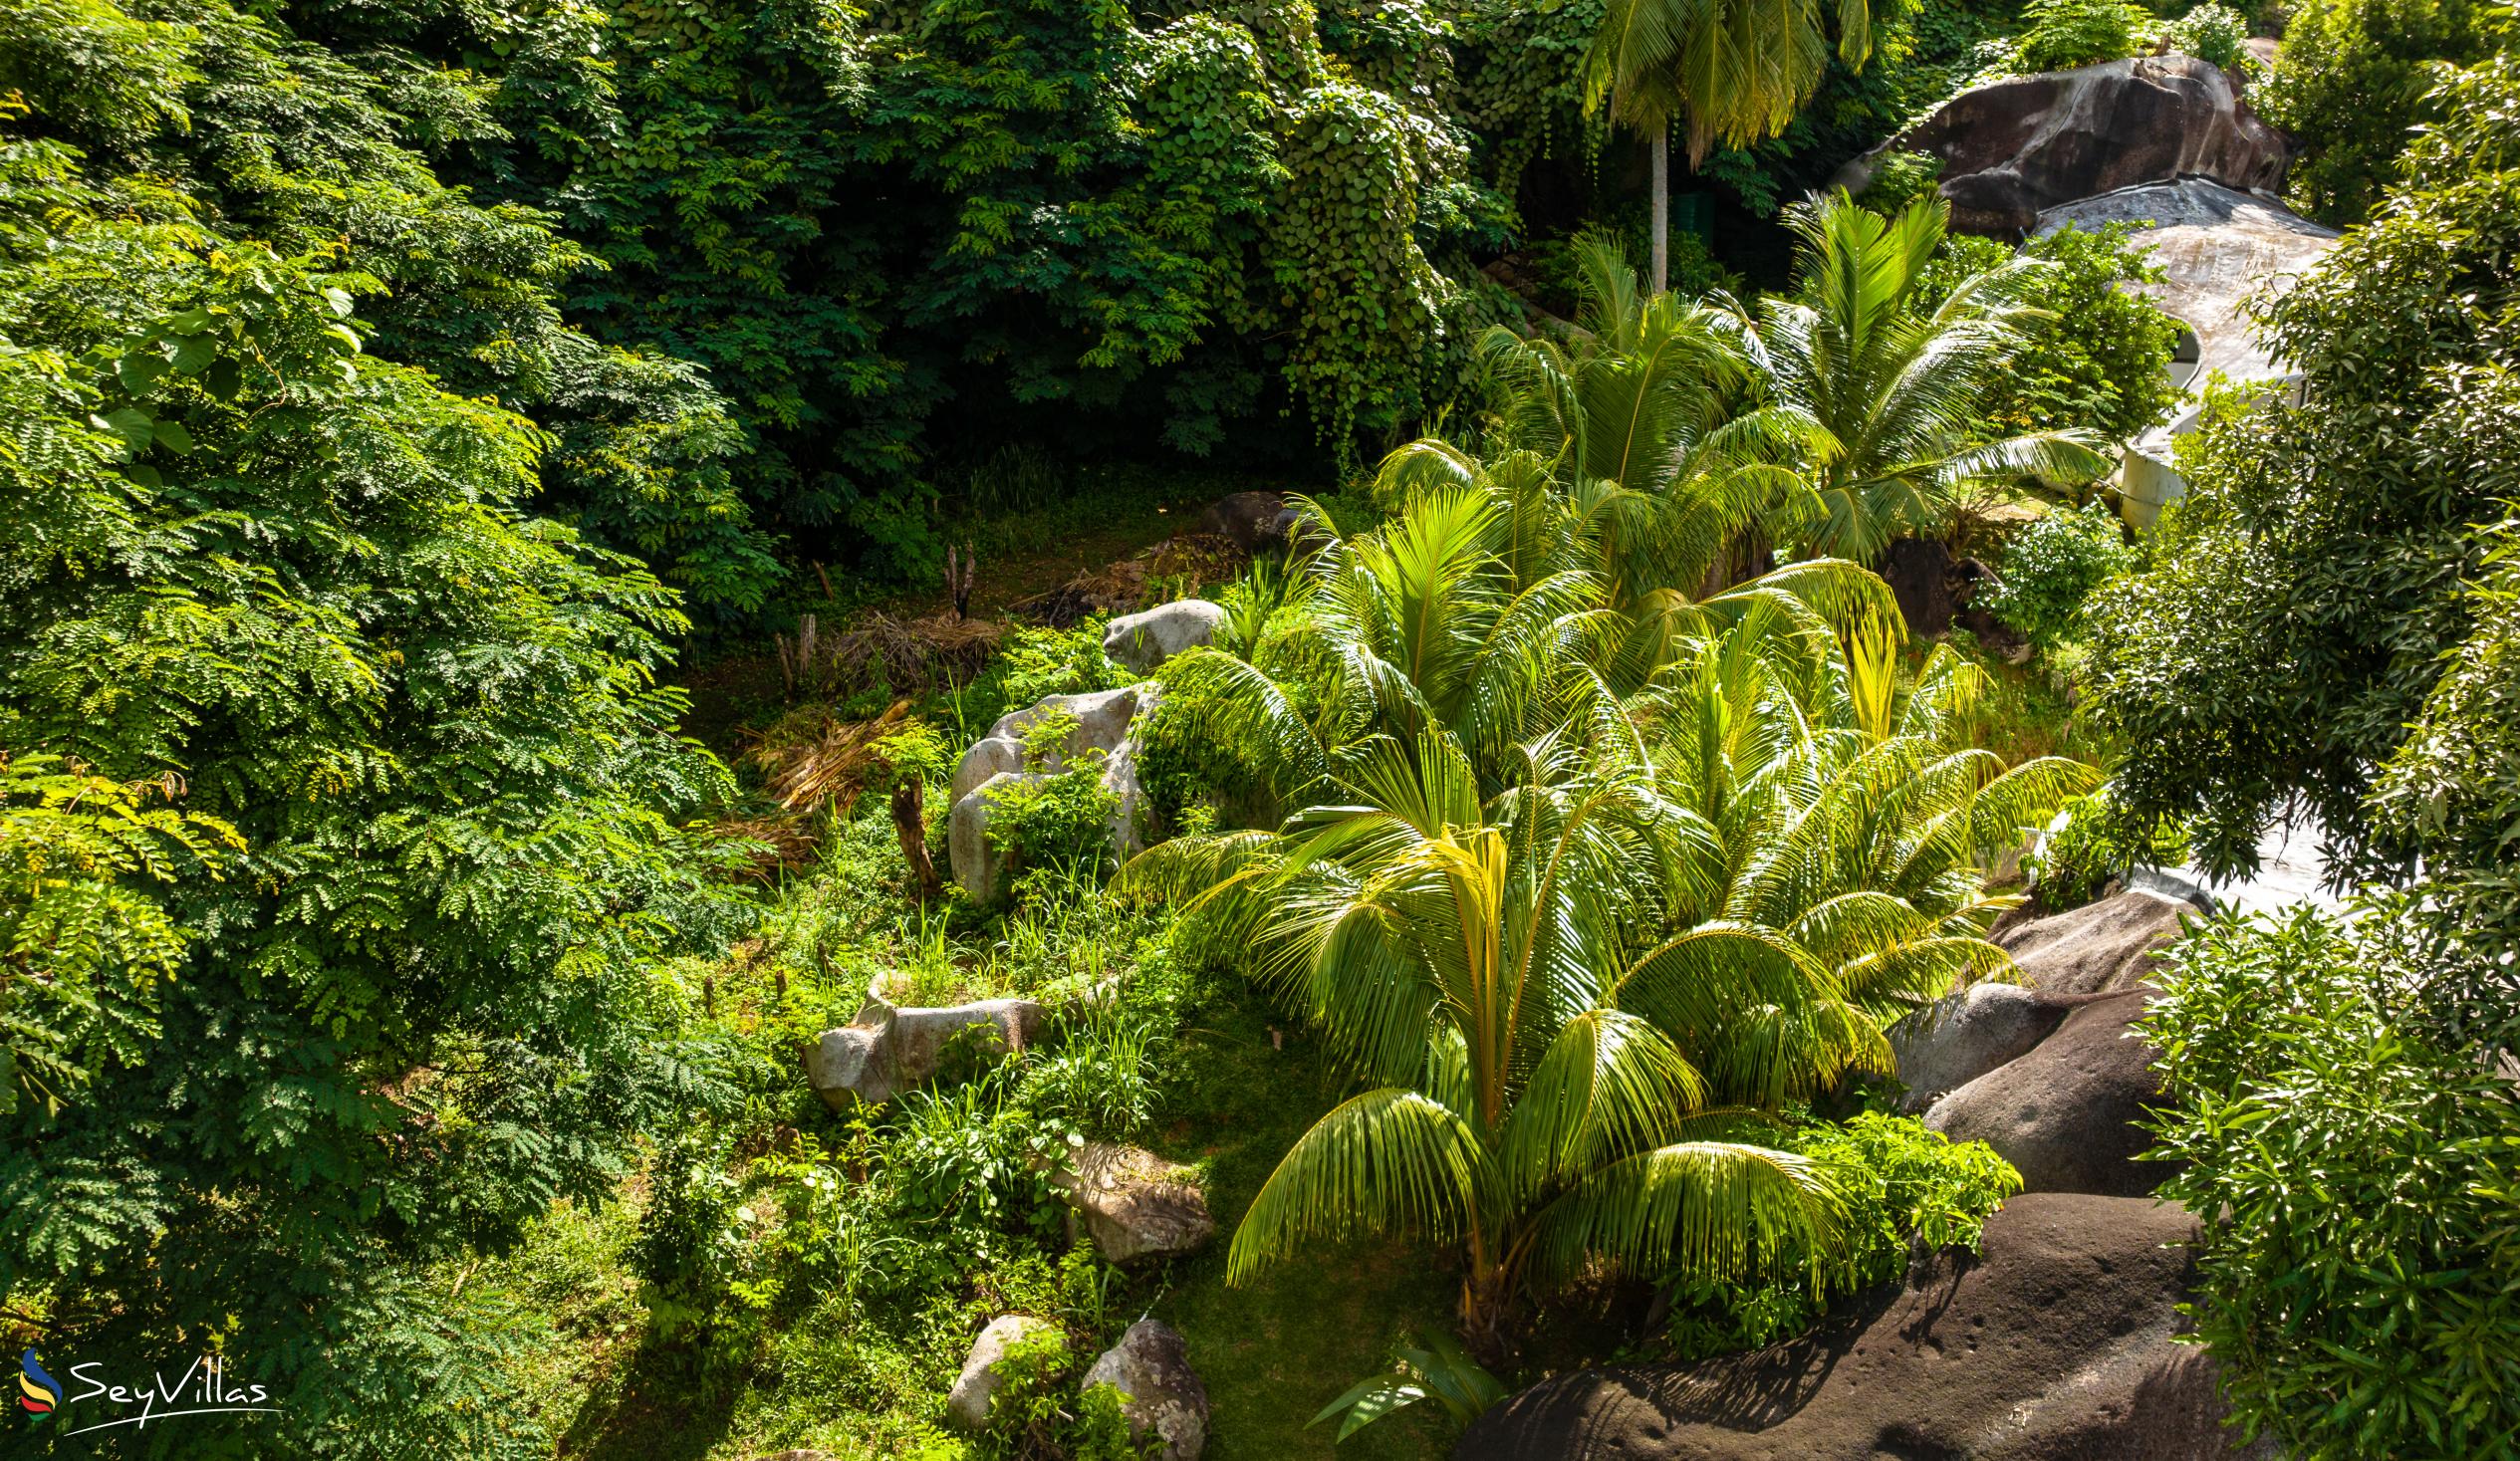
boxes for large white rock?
[1104,600,1226,673]
[989,685,1150,764]
[945,1315,1062,1431]
[804,997,1047,1110]
[950,735,1025,808]
[2032,179,2340,528]
[1082,1320,1209,1461]
[948,770,1042,904]
[948,684,1161,904]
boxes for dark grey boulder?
[1925,987,2169,1196]
[1844,56,2290,236]
[1455,1193,2256,1460]
[1888,981,2080,1113]
[1196,491,1292,554]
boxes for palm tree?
[1129,720,1853,1350]
[1742,192,2113,563]
[1585,0,1875,290]
[1124,589,2094,1344]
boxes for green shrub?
[2161,2,2252,69]
[984,714,1125,882]
[2258,0,2490,225]
[1916,225,2185,445]
[1661,1111,2021,1359]
[2143,905,2520,1459]
[2083,35,2520,883]
[2023,789,2190,908]
[2015,0,2155,72]
[994,621,1133,718]
[1981,499,2141,649]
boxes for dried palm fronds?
[711,812,821,880]
[747,699,912,812]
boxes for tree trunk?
[1650,122,1670,295]
[891,779,942,902]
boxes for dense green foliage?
[1662,1110,2020,1358]
[0,755,240,1117]
[419,0,1504,564]
[2143,906,2520,1460]
[2119,36,2520,1461]
[1694,0,2020,218]
[1131,461,2090,1340]
[1752,195,2109,561]
[2022,788,2187,907]
[0,0,774,612]
[2012,0,2151,73]
[1981,500,2141,649]
[2086,31,2520,889]
[1916,224,2185,446]
[0,67,750,1452]
[2261,0,2490,225]
[2160,2,2252,70]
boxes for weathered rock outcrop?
[947,684,1158,903]
[1104,599,1226,673]
[2037,179,2338,392]
[1998,888,2194,995]
[1846,56,2289,236]
[1925,987,2169,1195]
[1053,1142,1216,1264]
[947,1315,1061,1431]
[2035,179,2343,527]
[1888,981,2079,1114]
[1455,1194,2252,1460]
[805,998,1047,1110]
[1083,1320,1210,1461]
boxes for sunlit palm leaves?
[1742,192,2113,563]
[1586,0,1874,162]
[1123,587,2092,1338]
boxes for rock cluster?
[1456,1194,2259,1459]
[1925,986,2170,1195]
[1890,888,2199,1195]
[945,1316,1211,1460]
[1462,884,2219,1457]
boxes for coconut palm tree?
[1742,192,2113,563]
[1585,0,1874,289]
[1123,592,2094,1344]
[1128,720,1854,1349]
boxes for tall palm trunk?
[1650,122,1669,294]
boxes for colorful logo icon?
[18,1348,61,1422]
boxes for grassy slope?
[455,976,1459,1459]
